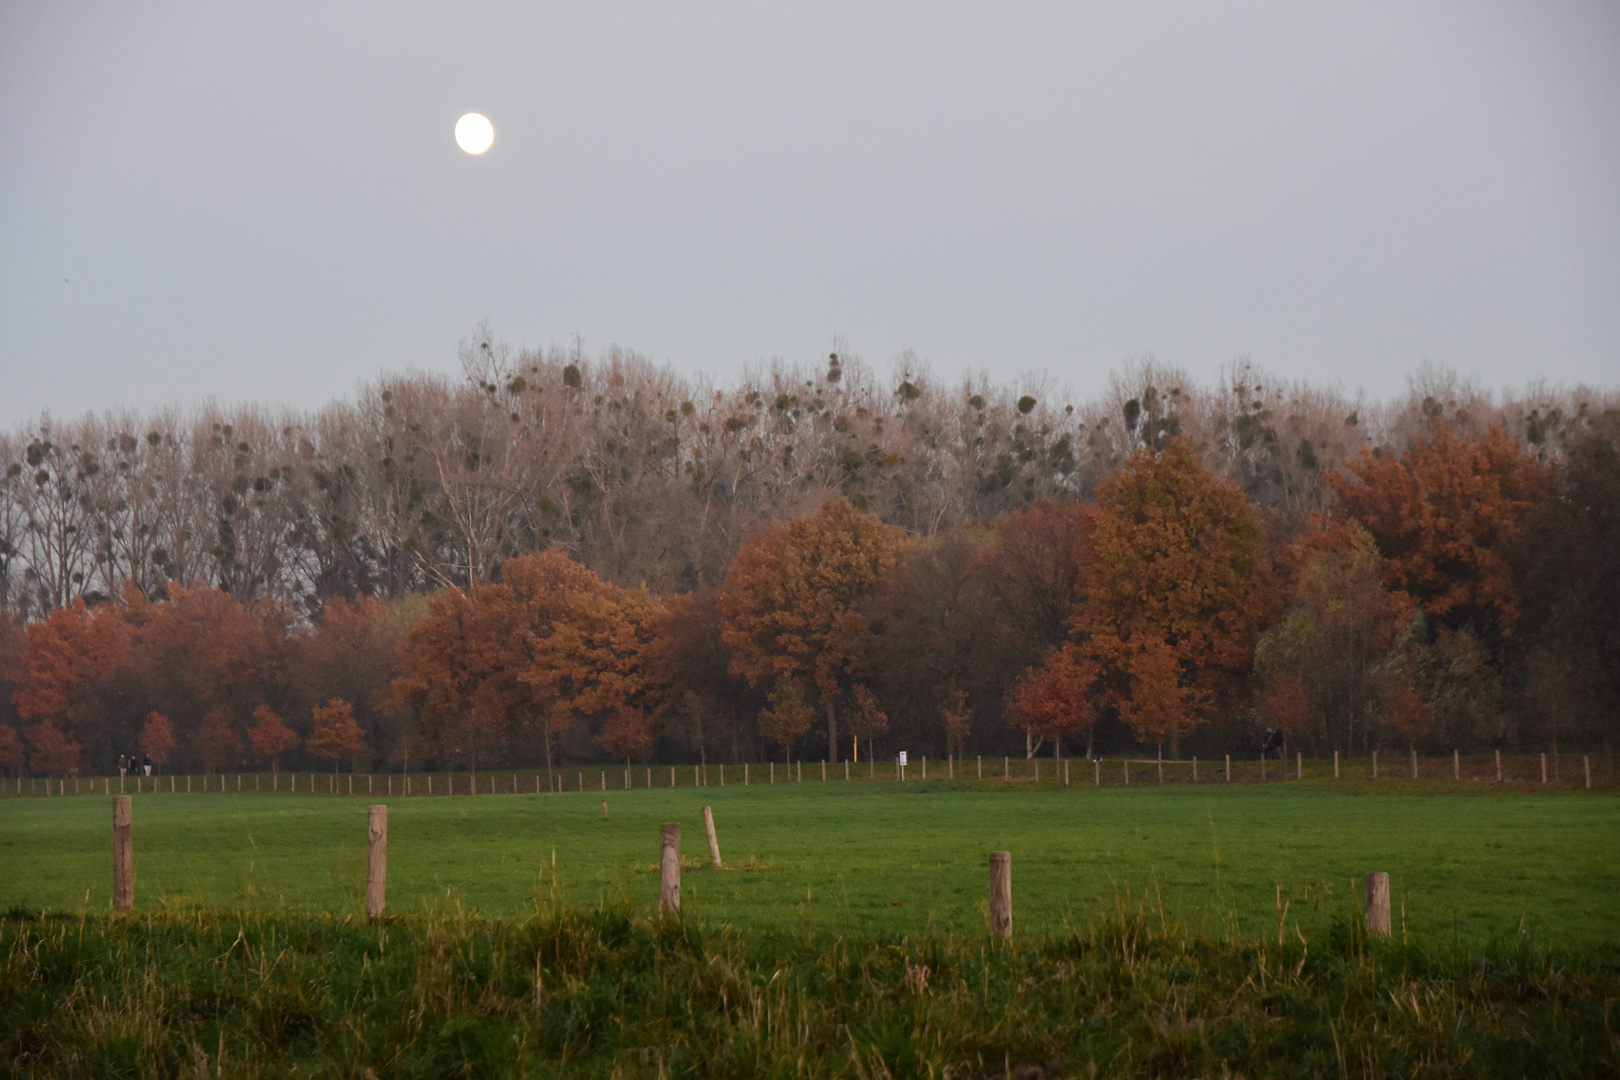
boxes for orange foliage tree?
[247,704,299,774]
[393,549,661,773]
[1328,421,1553,641]
[1005,646,1097,759]
[27,719,85,776]
[308,698,367,773]
[759,676,815,757]
[1072,440,1275,756]
[139,711,175,772]
[10,598,129,762]
[196,707,240,774]
[719,498,909,761]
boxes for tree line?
[1,338,1615,775]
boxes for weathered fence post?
[366,805,387,917]
[988,852,1012,940]
[1094,758,1101,786]
[703,806,722,868]
[112,796,134,911]
[1156,751,1162,785]
[1410,749,1418,780]
[977,755,983,779]
[1372,751,1378,780]
[1334,750,1340,778]
[844,760,849,781]
[1453,750,1460,780]
[1123,760,1130,785]
[1003,756,1009,779]
[1495,749,1502,782]
[1540,753,1548,784]
[1365,872,1391,938]
[1225,754,1231,782]
[1192,756,1198,783]
[770,762,775,784]
[1065,760,1070,786]
[1296,752,1303,780]
[659,823,682,916]
[1584,755,1591,790]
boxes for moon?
[454,113,494,155]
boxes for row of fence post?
[108,796,1399,942]
[12,751,1602,799]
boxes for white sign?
[898,751,908,766]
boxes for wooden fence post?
[1156,752,1162,785]
[1540,753,1547,784]
[1225,754,1230,782]
[1453,750,1459,780]
[1372,751,1378,780]
[366,805,387,918]
[1003,756,1009,779]
[1297,751,1303,780]
[1365,872,1391,938]
[922,756,927,780]
[844,761,849,781]
[1123,760,1130,785]
[703,806,722,867]
[1495,749,1502,782]
[1584,755,1590,790]
[112,796,134,911]
[1065,760,1070,786]
[659,823,682,916]
[822,760,827,781]
[988,852,1012,939]
[770,762,775,783]
[977,755,982,779]
[1334,750,1339,778]
[1410,749,1418,780]
[1094,759,1100,786]
[1192,756,1198,783]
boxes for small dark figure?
[142,754,152,777]
[1261,729,1285,760]
[117,753,128,778]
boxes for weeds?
[2,898,1616,1078]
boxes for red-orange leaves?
[1073,440,1274,754]
[1005,648,1095,748]
[1328,421,1552,638]
[308,698,367,771]
[719,498,908,760]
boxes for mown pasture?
[3,777,1616,949]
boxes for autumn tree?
[597,706,654,762]
[308,698,367,773]
[26,719,84,776]
[140,711,175,772]
[847,684,889,762]
[393,548,660,773]
[196,707,240,774]
[1328,420,1552,643]
[0,724,22,776]
[1005,647,1097,759]
[759,676,814,758]
[719,498,909,761]
[11,597,130,766]
[247,704,299,774]
[1254,523,1426,753]
[1072,439,1275,756]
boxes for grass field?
[3,777,1616,951]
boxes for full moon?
[454,113,494,155]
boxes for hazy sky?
[3,1,1616,429]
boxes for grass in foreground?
[4,899,1617,1078]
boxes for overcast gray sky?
[2,1,1616,428]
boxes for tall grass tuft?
[2,899,1616,1077]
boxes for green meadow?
[4,777,1616,949]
